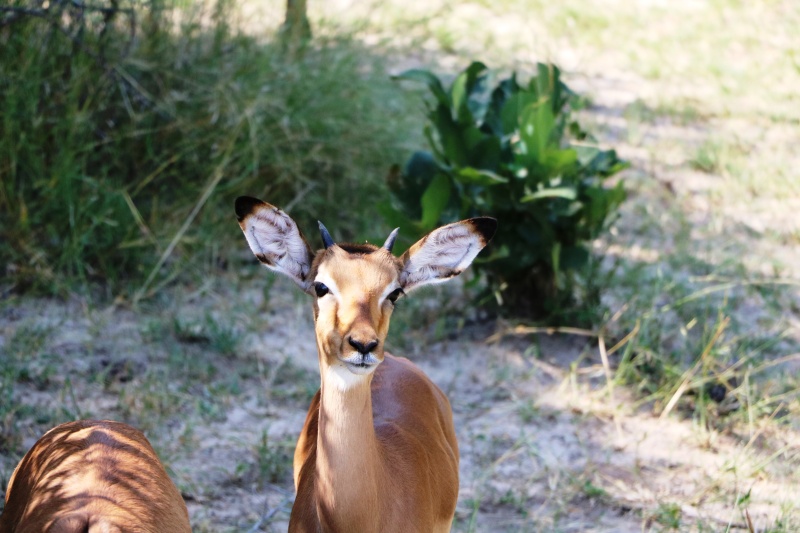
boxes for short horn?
[318,221,335,249]
[382,227,400,253]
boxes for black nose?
[348,337,378,355]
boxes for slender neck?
[315,353,384,532]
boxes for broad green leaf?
[573,144,601,166]
[540,148,578,177]
[471,136,503,171]
[537,64,562,110]
[536,63,554,102]
[423,125,445,162]
[592,149,629,176]
[609,181,626,205]
[521,187,577,202]
[582,187,606,234]
[420,173,451,230]
[396,151,439,218]
[573,145,629,177]
[534,100,555,157]
[484,74,519,135]
[464,125,486,151]
[501,91,537,135]
[519,99,554,164]
[393,69,449,107]
[451,62,491,124]
[451,74,469,122]
[403,151,439,181]
[432,105,468,166]
[560,201,584,218]
[583,182,626,236]
[454,167,509,186]
[464,62,492,123]
[551,241,561,276]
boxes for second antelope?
[235,197,496,533]
[0,419,190,533]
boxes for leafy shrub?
[382,62,628,318]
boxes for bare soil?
[2,269,798,531]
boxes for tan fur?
[0,420,191,533]
[235,196,496,533]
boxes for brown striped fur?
[0,420,190,533]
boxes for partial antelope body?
[0,420,191,533]
[235,196,497,533]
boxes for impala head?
[235,196,496,384]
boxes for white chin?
[339,352,381,376]
[326,364,373,391]
[345,362,377,375]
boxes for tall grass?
[0,0,416,298]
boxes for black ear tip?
[235,196,264,221]
[470,217,498,243]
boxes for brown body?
[291,353,459,533]
[234,196,496,533]
[0,420,190,533]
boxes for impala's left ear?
[235,196,314,291]
[399,217,497,292]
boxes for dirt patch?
[2,279,798,531]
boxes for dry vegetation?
[2,0,799,531]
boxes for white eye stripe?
[379,283,402,301]
[314,266,340,299]
[315,264,402,304]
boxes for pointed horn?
[382,227,400,253]
[318,221,335,249]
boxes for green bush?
[382,62,628,318]
[0,0,410,298]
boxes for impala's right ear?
[235,196,314,291]
[399,217,497,292]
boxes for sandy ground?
[1,271,798,531]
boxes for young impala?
[0,420,191,533]
[235,196,496,533]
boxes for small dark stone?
[707,383,726,403]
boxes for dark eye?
[387,288,404,304]
[314,282,329,297]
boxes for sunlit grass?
[323,0,799,117]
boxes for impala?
[0,419,191,533]
[235,196,496,533]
